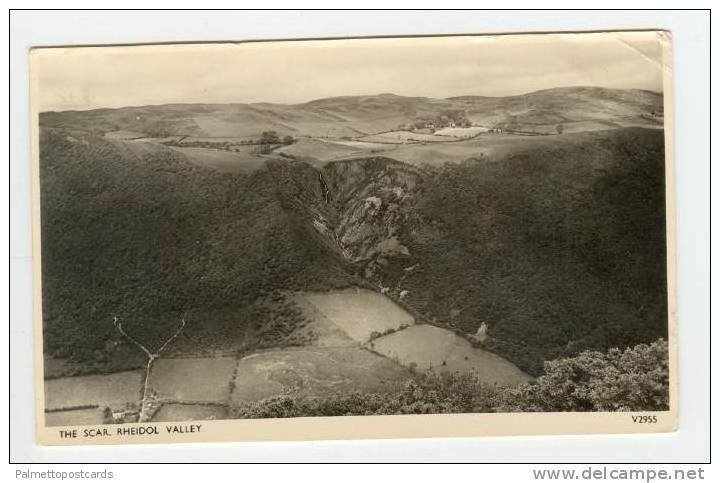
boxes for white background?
[7,9,711,469]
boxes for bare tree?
[113,315,186,422]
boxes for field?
[372,134,548,166]
[44,371,142,411]
[104,130,146,140]
[45,408,107,427]
[369,325,532,386]
[289,293,357,347]
[380,130,636,167]
[178,136,257,144]
[613,116,665,129]
[433,126,490,138]
[167,146,269,173]
[273,137,410,163]
[359,131,454,144]
[113,136,274,174]
[273,137,370,162]
[231,347,412,403]
[150,358,237,402]
[151,403,228,422]
[320,139,390,150]
[302,288,415,343]
[381,140,493,166]
[190,112,297,137]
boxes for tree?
[113,315,186,421]
[260,131,281,145]
[101,406,114,424]
[282,135,294,145]
[556,124,564,135]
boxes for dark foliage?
[230,339,669,417]
[39,130,353,366]
[395,128,667,374]
[39,126,667,380]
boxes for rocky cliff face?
[267,156,427,293]
[263,156,425,285]
[320,158,425,281]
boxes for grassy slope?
[451,87,662,128]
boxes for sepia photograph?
[30,30,675,444]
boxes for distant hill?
[40,87,663,139]
[449,87,663,132]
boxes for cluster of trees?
[259,131,294,146]
[162,131,294,153]
[400,110,472,132]
[231,339,669,417]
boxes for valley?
[38,86,669,423]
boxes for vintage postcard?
[30,30,676,446]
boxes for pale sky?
[32,31,667,112]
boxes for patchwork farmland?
[43,288,531,424]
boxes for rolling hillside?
[40,87,662,139]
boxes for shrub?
[498,339,669,412]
